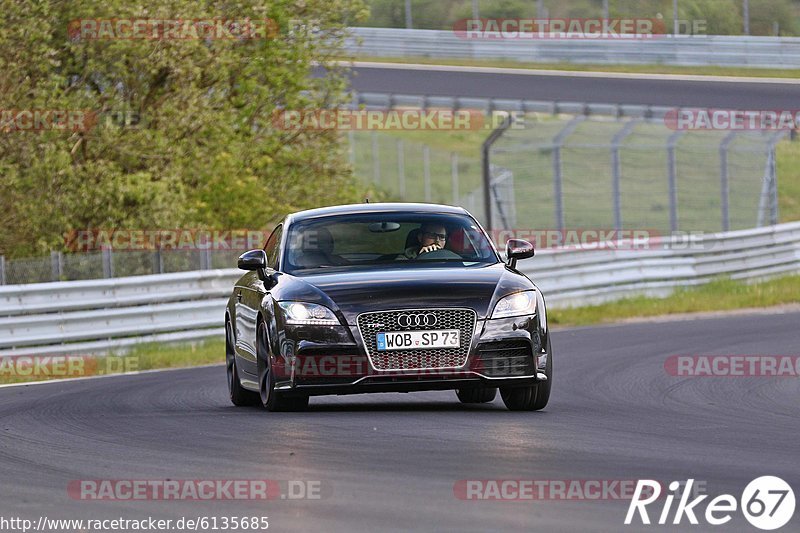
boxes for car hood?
[284,263,532,324]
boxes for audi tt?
[225,203,552,411]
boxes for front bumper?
[276,376,541,397]
[272,314,548,396]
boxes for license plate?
[376,330,460,351]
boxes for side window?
[264,225,283,270]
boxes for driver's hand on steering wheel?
[419,243,442,255]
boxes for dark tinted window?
[284,213,498,275]
[264,225,282,269]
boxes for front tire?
[227,320,259,407]
[456,387,497,404]
[500,338,552,411]
[257,321,309,412]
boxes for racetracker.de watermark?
[665,109,800,130]
[64,229,272,252]
[271,109,524,131]
[291,354,537,378]
[0,355,138,378]
[68,18,278,40]
[0,110,96,132]
[453,479,674,501]
[452,18,706,39]
[664,355,800,377]
[488,229,711,251]
[68,479,328,500]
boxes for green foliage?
[0,339,225,384]
[679,0,743,35]
[0,0,368,258]
[749,0,799,35]
[777,138,800,222]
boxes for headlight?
[278,301,340,325]
[491,291,537,319]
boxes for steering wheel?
[416,248,462,260]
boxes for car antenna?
[364,198,370,203]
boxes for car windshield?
[283,212,499,275]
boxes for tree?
[0,0,368,258]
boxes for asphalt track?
[1,311,798,532]
[344,62,800,108]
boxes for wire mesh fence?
[0,249,242,286]
[488,115,783,233]
[351,130,487,220]
[350,108,785,236]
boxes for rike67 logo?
[625,477,795,530]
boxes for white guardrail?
[1,222,799,357]
[346,28,800,68]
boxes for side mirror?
[505,239,535,269]
[238,249,267,271]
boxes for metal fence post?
[673,0,679,34]
[719,132,739,232]
[371,130,380,184]
[610,119,641,231]
[756,131,787,227]
[153,248,163,274]
[770,143,779,226]
[451,152,459,205]
[757,153,772,228]
[0,255,6,285]
[50,250,63,281]
[743,0,750,35]
[423,145,431,202]
[200,249,212,270]
[768,131,786,225]
[551,116,585,232]
[482,115,514,231]
[397,139,406,200]
[667,130,686,232]
[102,248,114,278]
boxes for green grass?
[0,339,223,385]
[777,139,800,222]
[121,339,223,370]
[346,55,800,79]
[550,275,800,327]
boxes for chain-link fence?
[487,115,784,233]
[350,106,786,235]
[362,0,787,36]
[0,249,242,286]
[350,130,487,220]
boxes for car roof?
[287,203,469,223]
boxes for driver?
[404,223,448,259]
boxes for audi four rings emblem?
[397,313,438,328]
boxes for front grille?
[475,340,535,377]
[357,308,476,371]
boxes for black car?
[225,203,552,411]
